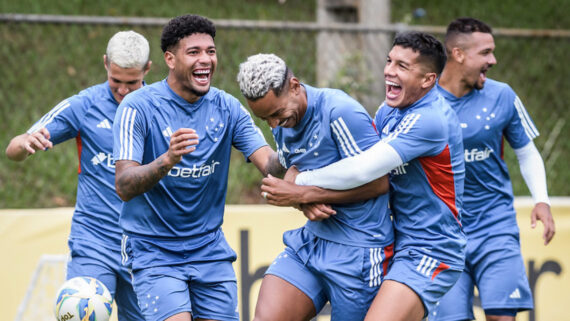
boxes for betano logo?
[91,152,115,168]
[464,147,493,162]
[168,160,220,178]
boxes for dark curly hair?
[393,31,447,75]
[160,14,216,53]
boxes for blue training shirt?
[273,84,394,247]
[437,79,538,238]
[27,82,123,249]
[113,79,268,239]
[374,87,466,269]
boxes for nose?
[489,53,497,66]
[384,61,395,77]
[117,84,129,95]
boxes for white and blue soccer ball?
[54,276,113,321]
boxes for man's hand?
[24,128,53,154]
[115,128,198,202]
[6,128,53,161]
[167,128,199,165]
[300,203,336,221]
[261,174,302,207]
[531,202,555,245]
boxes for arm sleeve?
[514,141,550,205]
[504,94,539,149]
[113,102,146,163]
[27,97,84,144]
[295,141,403,189]
[232,104,268,161]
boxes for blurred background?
[1,0,568,207]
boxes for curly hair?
[236,53,291,101]
[160,14,216,53]
[393,31,447,75]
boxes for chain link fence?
[1,13,568,208]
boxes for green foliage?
[326,53,374,105]
[391,1,570,196]
[0,2,316,208]
[1,0,568,209]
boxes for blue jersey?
[437,79,538,238]
[27,82,123,248]
[273,84,394,247]
[374,87,466,269]
[113,79,267,239]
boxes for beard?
[189,86,209,97]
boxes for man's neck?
[439,67,472,98]
[167,76,201,104]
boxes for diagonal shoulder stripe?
[331,117,363,157]
[514,96,539,139]
[385,113,421,143]
[28,100,71,134]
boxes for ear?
[164,51,176,70]
[452,47,465,64]
[288,76,301,95]
[421,72,437,89]
[103,55,109,71]
[143,61,152,76]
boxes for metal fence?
[1,14,568,208]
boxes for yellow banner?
[2,198,569,321]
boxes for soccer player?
[266,32,467,321]
[5,31,151,320]
[237,53,395,320]
[112,15,282,321]
[431,17,556,321]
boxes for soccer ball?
[54,276,113,321]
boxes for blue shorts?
[430,233,533,321]
[66,237,143,321]
[385,248,463,318]
[122,231,239,321]
[265,227,393,321]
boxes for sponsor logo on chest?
[91,152,115,168]
[167,160,221,178]
[464,147,493,162]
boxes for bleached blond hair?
[106,30,150,70]
[237,53,290,101]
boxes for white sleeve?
[295,141,403,190]
[513,141,550,205]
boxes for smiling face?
[104,58,148,103]
[246,78,307,129]
[384,45,437,109]
[165,33,217,103]
[460,32,496,90]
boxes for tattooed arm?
[115,128,199,201]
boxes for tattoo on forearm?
[118,157,173,199]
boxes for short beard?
[190,86,210,97]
